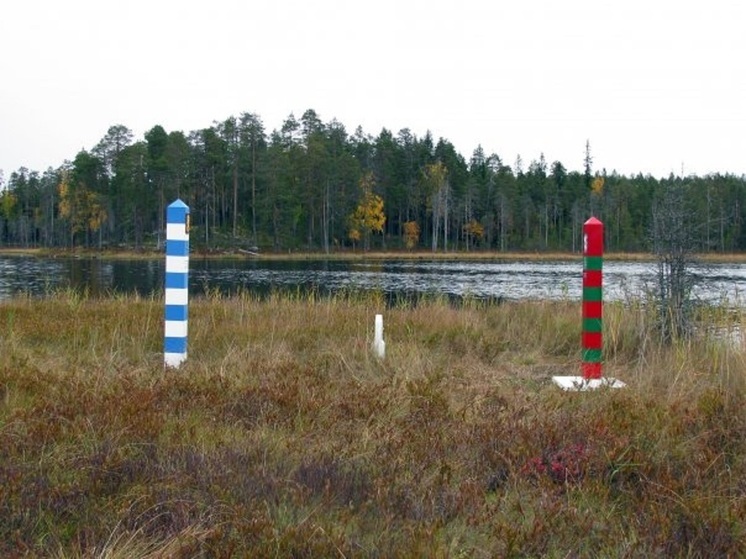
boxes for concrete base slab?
[552,376,626,391]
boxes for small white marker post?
[164,199,190,368]
[373,314,385,359]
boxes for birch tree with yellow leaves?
[348,171,385,251]
[58,171,107,248]
[402,220,420,250]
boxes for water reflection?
[1,256,745,305]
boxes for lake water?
[1,256,746,305]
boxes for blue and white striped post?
[164,199,190,368]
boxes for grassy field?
[1,291,745,557]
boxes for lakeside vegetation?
[4,245,746,264]
[0,247,659,262]
[1,291,745,557]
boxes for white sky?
[1,0,745,182]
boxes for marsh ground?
[1,292,745,557]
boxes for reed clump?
[1,291,745,557]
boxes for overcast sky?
[1,0,745,183]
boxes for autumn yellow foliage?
[591,176,605,196]
[403,220,420,249]
[348,172,385,249]
[0,190,17,219]
[463,219,485,242]
[58,171,107,243]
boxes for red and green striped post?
[582,217,603,379]
[553,216,623,390]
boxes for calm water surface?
[1,256,746,305]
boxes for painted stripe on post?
[583,332,603,349]
[583,287,603,302]
[164,199,189,368]
[165,288,189,306]
[165,272,189,289]
[165,305,188,321]
[166,223,189,241]
[164,352,185,365]
[583,300,602,317]
[165,337,187,353]
[583,270,603,286]
[165,320,188,338]
[166,240,189,257]
[582,362,603,379]
[584,256,603,271]
[583,348,603,362]
[166,256,189,273]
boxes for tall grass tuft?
[1,293,745,557]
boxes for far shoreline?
[1,246,746,263]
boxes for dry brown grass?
[1,291,745,557]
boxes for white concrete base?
[552,376,626,391]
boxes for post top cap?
[168,199,188,209]
[584,216,602,225]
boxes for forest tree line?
[1,109,745,254]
